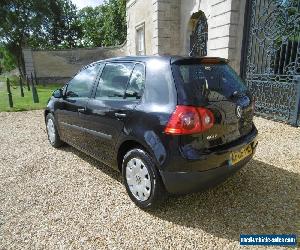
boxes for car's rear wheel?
[46,113,63,148]
[122,148,166,209]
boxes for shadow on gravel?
[150,160,299,241]
[59,146,299,242]
[60,145,122,183]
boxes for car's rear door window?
[95,63,134,100]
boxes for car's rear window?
[172,63,247,102]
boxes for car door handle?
[114,112,127,118]
[78,108,86,113]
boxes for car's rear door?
[172,60,255,150]
[82,62,146,165]
[56,63,102,147]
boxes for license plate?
[231,144,253,165]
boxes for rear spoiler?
[171,57,229,65]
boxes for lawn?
[0,82,63,112]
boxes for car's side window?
[95,63,134,100]
[66,64,100,98]
[125,63,145,100]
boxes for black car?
[45,56,258,209]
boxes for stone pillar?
[152,0,181,55]
[207,0,246,72]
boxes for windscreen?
[173,62,247,104]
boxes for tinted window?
[175,63,247,98]
[95,63,134,100]
[125,63,145,100]
[144,59,175,106]
[66,64,100,98]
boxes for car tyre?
[46,113,63,148]
[122,148,167,209]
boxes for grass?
[0,83,63,112]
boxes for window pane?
[175,63,247,98]
[140,31,144,53]
[66,64,100,98]
[136,27,145,55]
[125,63,145,100]
[95,63,134,99]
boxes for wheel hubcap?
[47,119,55,144]
[126,158,151,201]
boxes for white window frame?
[136,23,145,55]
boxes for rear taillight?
[164,105,214,135]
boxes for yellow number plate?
[231,144,253,165]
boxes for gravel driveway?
[0,110,299,249]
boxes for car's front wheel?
[46,113,63,148]
[122,148,166,209]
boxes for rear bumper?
[160,154,253,194]
[160,131,258,194]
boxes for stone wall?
[23,45,126,84]
[126,0,155,55]
[23,48,34,78]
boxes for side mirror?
[52,89,63,98]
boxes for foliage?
[0,46,16,74]
[0,0,83,74]
[79,0,126,47]
[58,0,83,48]
[0,0,46,74]
[0,0,127,74]
[101,0,127,46]
[79,6,103,47]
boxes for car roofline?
[82,55,229,71]
[94,55,172,64]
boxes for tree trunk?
[17,52,25,78]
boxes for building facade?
[126,0,246,73]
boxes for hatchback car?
[45,56,258,208]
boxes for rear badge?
[207,134,218,140]
[236,105,242,118]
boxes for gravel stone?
[0,111,299,249]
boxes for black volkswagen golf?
[45,56,258,208]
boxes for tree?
[79,6,104,47]
[47,0,66,47]
[78,0,126,47]
[60,0,82,48]
[0,46,16,73]
[0,0,83,75]
[101,0,126,46]
[0,0,50,75]
[0,0,127,75]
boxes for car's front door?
[56,63,102,147]
[83,62,146,165]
